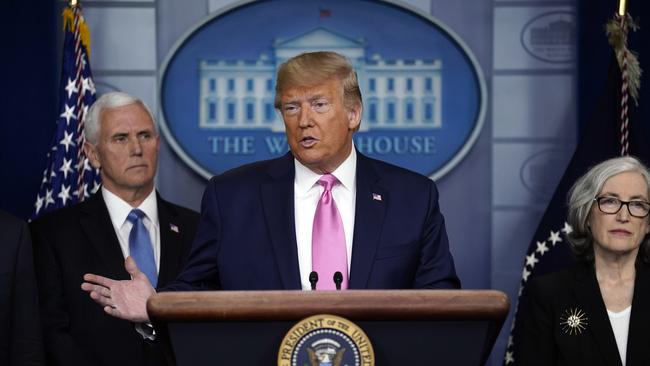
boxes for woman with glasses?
[520,156,650,366]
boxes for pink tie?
[312,174,348,290]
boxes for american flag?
[32,4,100,220]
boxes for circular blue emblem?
[160,0,486,180]
[293,329,359,366]
[277,314,374,366]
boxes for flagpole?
[618,0,627,16]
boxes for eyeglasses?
[594,196,650,218]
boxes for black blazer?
[520,261,650,366]
[30,192,199,366]
[0,210,45,366]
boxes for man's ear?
[347,103,362,131]
[84,141,101,169]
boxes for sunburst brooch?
[560,307,588,335]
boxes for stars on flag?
[80,157,93,172]
[58,184,72,206]
[60,104,76,125]
[520,224,570,280]
[44,189,55,208]
[535,241,549,255]
[64,77,78,98]
[91,180,101,194]
[81,76,96,95]
[548,230,562,246]
[525,253,539,268]
[32,5,101,219]
[59,158,74,179]
[504,351,514,364]
[60,130,75,152]
[505,221,573,364]
[34,195,44,214]
[562,222,573,235]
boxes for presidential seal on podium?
[278,314,375,366]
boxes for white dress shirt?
[608,305,631,366]
[294,148,357,290]
[102,187,161,272]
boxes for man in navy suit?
[0,210,45,366]
[81,51,460,323]
[31,92,199,365]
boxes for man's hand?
[81,256,155,323]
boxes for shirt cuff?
[134,322,157,341]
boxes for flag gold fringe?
[606,14,641,104]
[62,7,92,59]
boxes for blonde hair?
[274,51,362,112]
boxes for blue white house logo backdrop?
[159,0,486,180]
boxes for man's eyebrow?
[281,98,300,105]
[111,132,128,139]
[308,93,327,101]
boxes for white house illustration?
[198,28,442,132]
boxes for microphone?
[333,271,343,290]
[309,271,319,290]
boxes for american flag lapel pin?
[169,223,179,233]
[372,193,382,201]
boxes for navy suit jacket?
[168,151,460,291]
[30,192,199,366]
[520,261,650,366]
[0,210,45,366]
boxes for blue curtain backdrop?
[0,0,58,220]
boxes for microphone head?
[333,271,343,282]
[309,271,318,290]
[333,271,343,290]
[309,271,318,283]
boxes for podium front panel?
[169,320,489,365]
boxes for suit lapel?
[260,153,301,289]
[79,193,130,280]
[156,194,184,288]
[626,262,650,365]
[572,264,622,366]
[348,153,387,289]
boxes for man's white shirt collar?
[294,147,357,193]
[102,187,158,228]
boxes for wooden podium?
[148,290,509,365]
